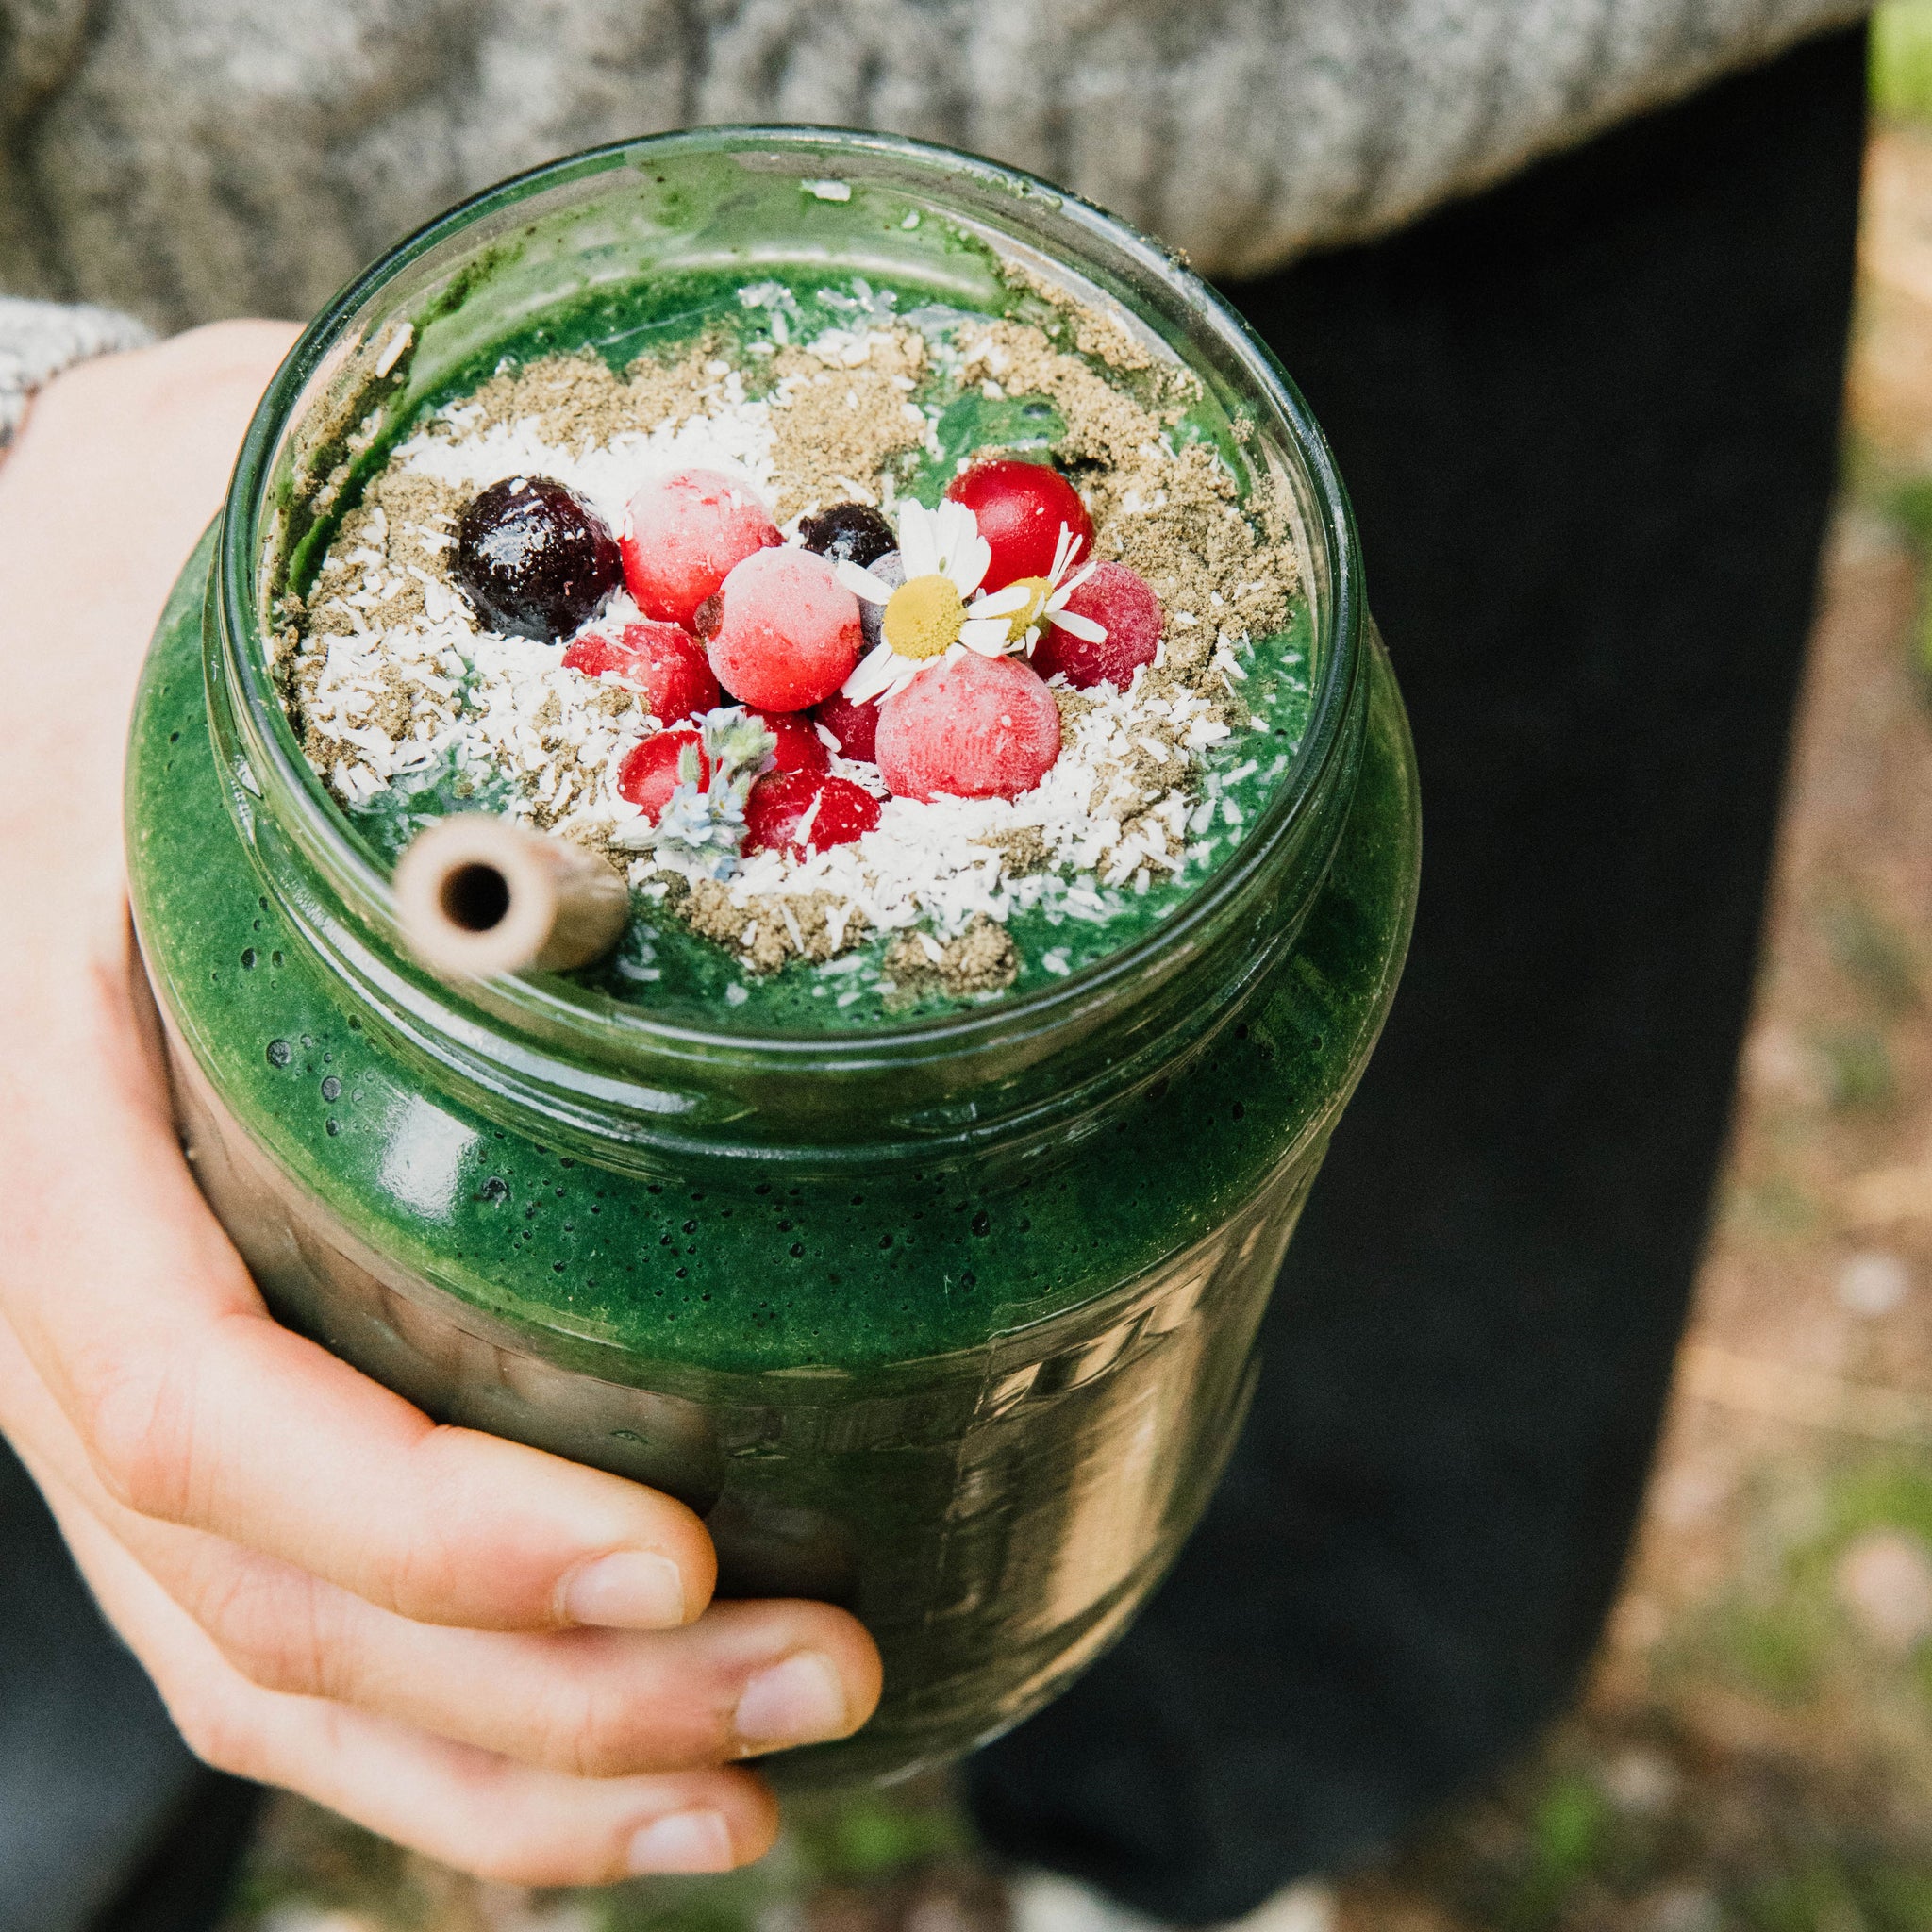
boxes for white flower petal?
[1049,523,1084,584]
[1056,558,1099,600]
[972,582,1031,617]
[841,642,903,703]
[1051,609,1108,644]
[897,499,940,578]
[946,531,991,598]
[958,618,1015,656]
[836,558,896,603]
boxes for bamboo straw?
[392,815,628,979]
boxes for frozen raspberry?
[944,459,1093,591]
[812,690,880,764]
[617,726,710,824]
[745,771,881,858]
[749,708,832,775]
[874,653,1060,802]
[799,502,897,569]
[622,468,780,629]
[1032,561,1163,690]
[706,546,862,712]
[453,475,621,641]
[562,621,721,722]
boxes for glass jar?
[125,128,1420,1783]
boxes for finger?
[0,1018,717,1634]
[0,1322,880,1773]
[37,1471,782,1885]
[100,1491,878,1772]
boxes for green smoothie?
[275,258,1311,1029]
[125,129,1421,1779]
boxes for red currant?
[812,690,880,764]
[616,726,710,823]
[943,458,1093,591]
[744,771,881,857]
[749,708,832,775]
[562,621,720,722]
[1032,560,1163,690]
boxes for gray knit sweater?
[0,0,1868,344]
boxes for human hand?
[0,322,881,1883]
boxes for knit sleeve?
[0,297,154,451]
[0,0,1874,315]
[691,0,1874,277]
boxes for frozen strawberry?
[874,653,1060,802]
[562,621,720,722]
[622,468,780,629]
[812,690,880,764]
[749,708,831,775]
[1032,560,1163,690]
[616,726,710,824]
[944,458,1093,592]
[706,546,863,712]
[745,771,881,858]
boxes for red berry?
[874,654,1060,802]
[616,726,710,823]
[706,547,862,712]
[745,771,881,857]
[944,458,1093,591]
[622,468,780,629]
[562,621,721,722]
[812,690,880,764]
[748,708,831,775]
[1032,561,1163,690]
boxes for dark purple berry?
[799,502,896,570]
[857,549,904,654]
[453,475,621,641]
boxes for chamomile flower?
[968,523,1108,657]
[836,498,1015,704]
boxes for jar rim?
[214,125,1363,1124]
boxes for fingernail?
[733,1651,849,1749]
[628,1809,735,1874]
[561,1551,686,1630]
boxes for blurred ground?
[216,59,1932,1932]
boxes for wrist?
[0,297,155,454]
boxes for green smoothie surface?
[275,259,1311,1033]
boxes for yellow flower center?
[1003,576,1053,643]
[883,575,965,660]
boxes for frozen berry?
[706,546,862,712]
[563,621,721,722]
[453,475,621,641]
[855,549,904,654]
[799,502,897,569]
[748,708,831,775]
[813,690,880,764]
[944,458,1093,592]
[874,653,1060,802]
[1033,561,1163,690]
[745,771,881,858]
[622,468,780,629]
[617,726,710,824]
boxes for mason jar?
[124,127,1421,1784]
